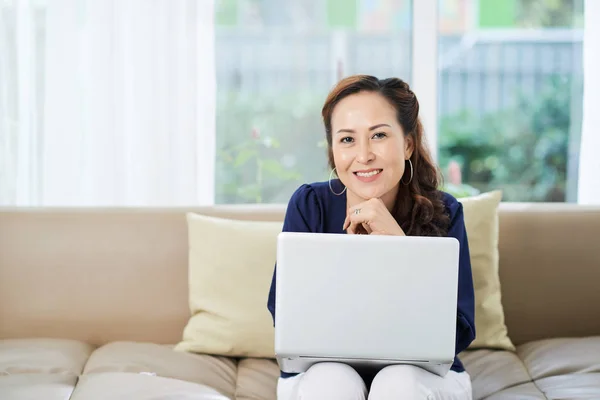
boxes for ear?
[404,134,414,160]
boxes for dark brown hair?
[322,74,450,237]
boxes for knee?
[297,362,367,400]
[369,365,429,399]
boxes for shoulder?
[283,181,331,232]
[437,190,467,237]
[284,181,332,216]
[439,190,462,217]
[287,181,331,208]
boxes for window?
[214,0,414,204]
[437,0,585,202]
[0,0,596,206]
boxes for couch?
[1,202,599,399]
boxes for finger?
[347,221,357,234]
[347,199,370,214]
[348,221,367,235]
[347,209,373,225]
[362,222,372,234]
[343,211,359,231]
[346,213,358,230]
[346,213,371,235]
[347,214,367,234]
[345,207,360,232]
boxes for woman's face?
[330,91,413,208]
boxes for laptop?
[274,231,461,377]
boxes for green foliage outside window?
[439,75,575,202]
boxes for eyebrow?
[335,123,391,135]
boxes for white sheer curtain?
[0,0,215,206]
[578,0,600,205]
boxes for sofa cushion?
[0,210,192,347]
[0,338,93,375]
[517,337,600,399]
[0,338,93,400]
[235,358,279,400]
[460,337,600,399]
[175,213,282,358]
[495,205,600,346]
[82,341,237,399]
[458,191,514,351]
[535,374,600,399]
[460,349,531,399]
[0,374,78,400]
[517,337,600,380]
[70,372,230,400]
[483,383,546,399]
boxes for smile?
[354,169,382,178]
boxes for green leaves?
[439,75,574,202]
[233,148,258,167]
[215,90,325,204]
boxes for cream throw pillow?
[177,190,514,358]
[459,190,515,351]
[174,213,282,358]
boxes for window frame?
[412,0,439,161]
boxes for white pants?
[277,363,473,400]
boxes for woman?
[267,75,476,399]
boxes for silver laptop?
[274,231,460,377]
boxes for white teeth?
[356,169,382,177]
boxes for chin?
[351,185,390,200]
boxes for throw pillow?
[174,213,282,358]
[459,190,515,351]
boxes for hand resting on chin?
[343,198,406,236]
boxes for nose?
[356,139,374,164]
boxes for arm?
[267,184,322,324]
[447,199,476,354]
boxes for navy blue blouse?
[267,180,476,377]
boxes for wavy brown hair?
[322,75,450,237]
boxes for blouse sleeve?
[267,184,322,324]
[446,196,477,354]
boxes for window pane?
[438,0,584,202]
[214,0,413,204]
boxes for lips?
[354,169,382,178]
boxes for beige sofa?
[1,202,599,399]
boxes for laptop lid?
[274,231,460,365]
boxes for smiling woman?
[323,75,450,237]
[267,74,476,399]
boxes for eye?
[340,136,354,144]
[372,132,387,139]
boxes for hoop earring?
[328,167,346,195]
[401,159,413,185]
